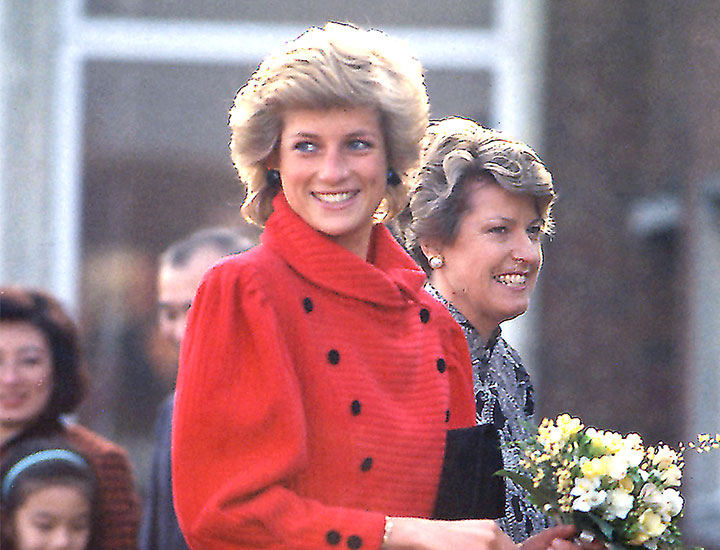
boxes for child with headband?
[0,438,99,550]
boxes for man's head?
[157,228,255,348]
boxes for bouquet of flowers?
[497,414,719,549]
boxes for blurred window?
[84,0,494,27]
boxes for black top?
[138,393,189,550]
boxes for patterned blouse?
[426,284,551,542]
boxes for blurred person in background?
[0,437,101,550]
[402,117,555,542]
[172,21,579,550]
[0,286,140,550]
[139,227,256,550]
[80,248,161,443]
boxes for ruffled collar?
[261,193,426,307]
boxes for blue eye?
[348,138,372,151]
[293,141,316,153]
[527,224,543,240]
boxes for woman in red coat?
[0,286,140,550]
[172,21,579,550]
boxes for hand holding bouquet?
[498,414,718,549]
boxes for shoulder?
[198,244,289,297]
[60,423,132,466]
[420,286,464,334]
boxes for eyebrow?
[17,345,48,354]
[290,128,380,139]
[484,215,543,223]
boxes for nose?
[0,363,21,383]
[511,233,542,266]
[50,527,72,549]
[318,147,348,183]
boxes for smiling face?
[273,106,388,258]
[425,178,543,341]
[12,484,92,550]
[0,322,54,443]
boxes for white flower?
[639,484,683,522]
[570,476,600,496]
[652,445,678,470]
[625,432,643,447]
[640,483,665,508]
[661,464,682,487]
[606,454,630,480]
[616,442,644,469]
[662,488,683,517]
[604,489,634,520]
[572,490,607,512]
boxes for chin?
[501,307,530,323]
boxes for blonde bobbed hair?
[403,117,556,271]
[230,21,430,226]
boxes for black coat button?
[445,409,451,423]
[350,400,361,415]
[303,297,314,313]
[436,358,446,373]
[419,308,430,323]
[360,457,373,471]
[347,535,363,549]
[327,349,340,365]
[326,530,341,545]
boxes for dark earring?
[387,169,402,187]
[266,169,281,187]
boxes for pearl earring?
[428,255,444,269]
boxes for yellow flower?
[581,456,610,478]
[619,475,634,492]
[630,531,650,545]
[587,428,612,454]
[601,431,624,453]
[638,509,667,537]
[538,415,583,449]
[556,414,584,438]
[557,467,573,492]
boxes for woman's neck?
[429,273,497,344]
[327,223,374,260]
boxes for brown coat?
[1,421,140,550]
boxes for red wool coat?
[172,194,476,550]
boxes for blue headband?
[2,449,89,498]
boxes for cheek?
[12,515,44,548]
[34,369,54,406]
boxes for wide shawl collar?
[261,193,426,307]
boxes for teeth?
[313,191,356,203]
[495,273,527,285]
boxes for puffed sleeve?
[171,261,385,550]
